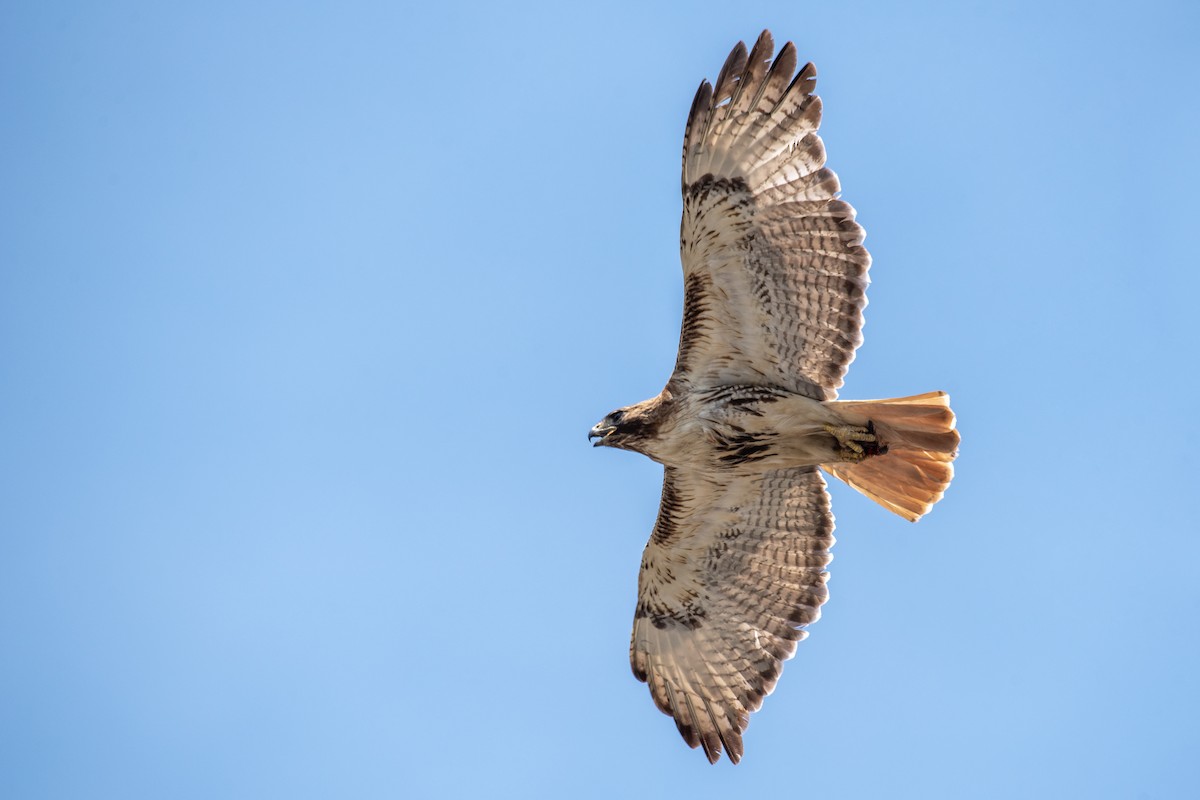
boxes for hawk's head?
[589,396,666,455]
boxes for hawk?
[589,31,959,764]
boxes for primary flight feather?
[589,31,960,764]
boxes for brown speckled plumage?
[590,31,960,764]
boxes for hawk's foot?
[824,422,887,462]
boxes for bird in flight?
[589,30,960,764]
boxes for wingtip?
[748,30,774,59]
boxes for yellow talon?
[823,423,875,445]
[823,423,877,462]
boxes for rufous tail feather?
[822,391,959,522]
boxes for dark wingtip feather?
[687,79,713,131]
[702,738,722,764]
[713,40,749,103]
[682,80,715,186]
[748,30,774,66]
[674,717,701,750]
[769,41,799,97]
[787,60,818,98]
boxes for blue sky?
[2,1,1198,797]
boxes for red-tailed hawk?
[589,31,960,764]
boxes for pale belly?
[652,387,850,472]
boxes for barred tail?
[822,391,959,522]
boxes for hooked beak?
[589,423,616,447]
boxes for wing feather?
[674,32,870,400]
[630,466,835,764]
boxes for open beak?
[589,424,616,447]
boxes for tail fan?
[822,391,959,522]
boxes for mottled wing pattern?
[673,31,871,401]
[630,466,834,764]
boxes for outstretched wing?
[630,466,834,764]
[673,31,870,401]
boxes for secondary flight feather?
[589,31,960,764]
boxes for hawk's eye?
[611,410,626,423]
